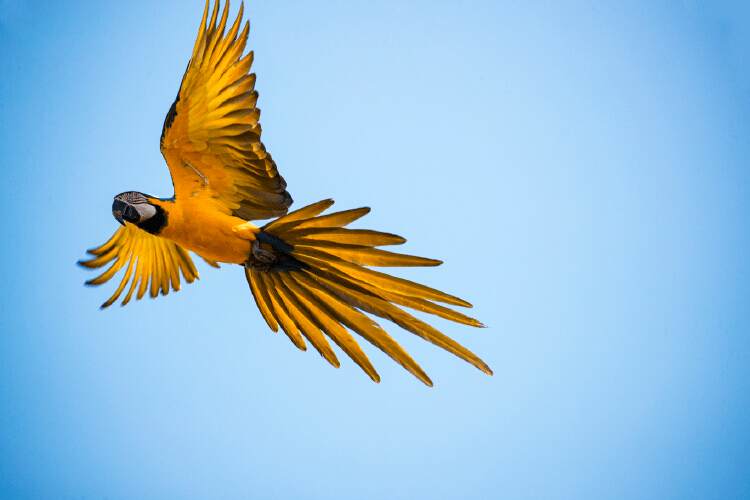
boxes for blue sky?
[1,1,749,498]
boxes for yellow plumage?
[79,0,491,385]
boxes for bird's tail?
[244,199,491,386]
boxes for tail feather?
[244,199,491,385]
[259,272,307,351]
[295,271,433,387]
[303,260,483,328]
[283,228,406,247]
[276,274,341,368]
[294,241,442,267]
[246,268,279,332]
[375,292,484,328]
[284,273,380,383]
[305,267,492,377]
[264,199,334,232]
[294,207,371,230]
[294,251,470,307]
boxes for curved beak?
[112,199,127,226]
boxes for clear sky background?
[1,1,749,498]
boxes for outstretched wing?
[245,200,492,386]
[160,0,291,220]
[78,223,219,309]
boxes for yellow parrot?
[79,0,492,386]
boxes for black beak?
[112,199,127,226]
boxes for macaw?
[79,0,492,386]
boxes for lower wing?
[78,223,219,308]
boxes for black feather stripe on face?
[137,204,168,235]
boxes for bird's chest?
[159,201,254,264]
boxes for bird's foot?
[252,239,276,263]
[245,239,277,273]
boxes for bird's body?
[148,196,259,264]
[80,0,492,386]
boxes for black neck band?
[138,205,168,235]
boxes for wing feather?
[78,223,207,308]
[137,236,154,300]
[100,237,142,308]
[122,254,145,307]
[149,240,161,299]
[160,0,291,221]
[176,245,199,283]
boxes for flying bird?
[79,0,491,386]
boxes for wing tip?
[326,354,341,369]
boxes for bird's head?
[112,191,167,235]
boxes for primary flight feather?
[79,0,491,386]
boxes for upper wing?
[160,0,292,220]
[78,223,219,309]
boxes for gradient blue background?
[1,1,749,498]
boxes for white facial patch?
[134,203,157,220]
